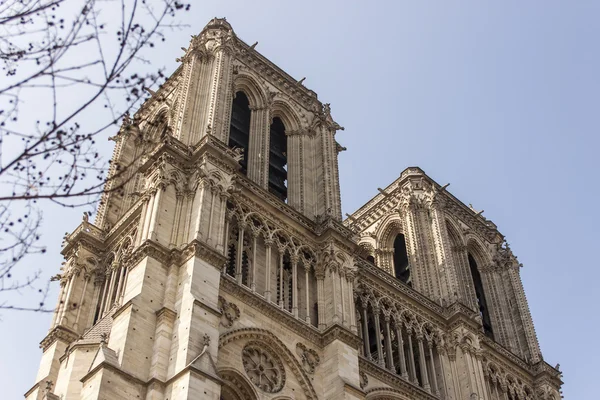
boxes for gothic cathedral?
[26,19,563,400]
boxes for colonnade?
[356,299,442,396]
[224,215,319,327]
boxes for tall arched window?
[393,234,411,285]
[229,91,251,173]
[468,253,494,338]
[268,117,287,201]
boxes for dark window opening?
[469,253,494,339]
[367,314,378,359]
[366,255,375,264]
[393,234,411,285]
[268,117,287,202]
[228,92,251,173]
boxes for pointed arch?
[375,216,403,248]
[466,237,494,338]
[218,328,318,399]
[365,387,412,400]
[219,368,259,400]
[271,99,302,134]
[232,72,268,110]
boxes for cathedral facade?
[26,18,562,400]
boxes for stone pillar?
[373,309,384,367]
[384,315,395,371]
[292,254,299,317]
[316,268,326,329]
[417,335,431,392]
[264,239,273,302]
[395,323,408,379]
[361,304,371,358]
[407,331,418,384]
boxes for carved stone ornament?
[360,371,368,389]
[218,296,240,328]
[296,342,320,374]
[242,342,285,393]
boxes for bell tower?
[27,18,358,400]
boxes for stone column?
[384,315,395,371]
[235,222,245,284]
[361,304,371,358]
[407,331,418,384]
[292,254,299,317]
[428,340,440,396]
[316,268,326,329]
[395,323,408,379]
[148,185,163,241]
[251,233,258,292]
[278,251,284,308]
[304,264,310,323]
[373,309,384,367]
[417,335,431,392]
[264,239,273,302]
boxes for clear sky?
[2,1,598,398]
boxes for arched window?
[229,91,251,173]
[268,117,287,201]
[468,253,493,338]
[393,234,411,285]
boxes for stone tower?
[26,18,562,400]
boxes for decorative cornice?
[321,324,362,349]
[40,326,80,351]
[180,239,227,268]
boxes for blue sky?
[2,2,598,398]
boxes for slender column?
[86,277,102,327]
[215,193,228,251]
[58,272,76,324]
[251,234,257,292]
[361,306,371,358]
[304,265,310,323]
[118,268,129,301]
[222,215,231,255]
[292,255,298,317]
[340,270,347,325]
[428,341,439,395]
[236,224,245,284]
[148,187,163,240]
[113,267,126,305]
[347,272,357,332]
[206,190,217,244]
[51,281,67,327]
[182,194,193,243]
[331,268,339,323]
[264,240,272,302]
[139,195,153,244]
[407,333,418,384]
[278,252,284,308]
[169,195,183,247]
[193,181,207,239]
[373,310,384,366]
[73,273,90,330]
[103,267,118,314]
[97,272,110,317]
[384,315,395,371]
[317,271,326,329]
[395,324,408,379]
[417,336,431,392]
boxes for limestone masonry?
[26,18,563,400]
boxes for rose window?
[241,342,285,393]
